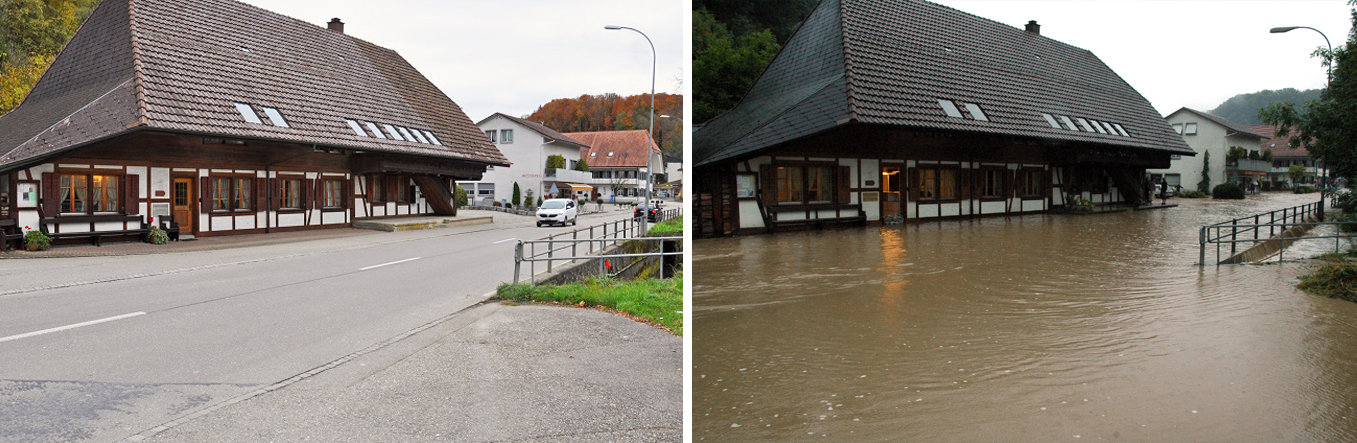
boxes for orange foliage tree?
[527,93,683,158]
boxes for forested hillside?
[1207,88,1324,125]
[526,93,683,158]
[1,0,99,113]
[693,0,818,123]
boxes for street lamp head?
[604,25,623,30]
[1270,26,1299,33]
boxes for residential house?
[693,0,1192,237]
[1148,108,1268,192]
[568,130,663,204]
[1245,124,1326,187]
[461,113,592,205]
[0,0,508,241]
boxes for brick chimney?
[327,18,344,33]
[1025,20,1040,35]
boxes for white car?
[536,198,578,227]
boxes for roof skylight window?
[1059,116,1078,131]
[962,103,989,122]
[422,130,442,145]
[261,107,289,128]
[938,100,964,119]
[1087,119,1107,134]
[1113,124,1129,137]
[1041,114,1061,128]
[345,120,367,136]
[365,122,387,139]
[1101,122,1117,135]
[1076,118,1094,132]
[409,129,430,144]
[233,103,263,124]
[382,124,404,140]
[397,127,416,142]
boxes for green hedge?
[1212,182,1245,199]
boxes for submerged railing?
[1199,199,1336,265]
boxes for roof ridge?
[127,0,148,125]
[0,78,138,163]
[838,0,858,121]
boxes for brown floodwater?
[693,192,1357,442]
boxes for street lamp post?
[1270,25,1334,188]
[605,25,656,232]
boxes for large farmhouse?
[693,0,1193,237]
[0,0,507,241]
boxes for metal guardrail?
[1199,198,1326,266]
[512,207,683,285]
[1201,221,1357,265]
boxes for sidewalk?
[4,227,380,258]
[139,303,683,442]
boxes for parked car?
[536,198,578,227]
[634,202,661,222]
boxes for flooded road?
[693,192,1357,442]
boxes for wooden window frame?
[322,178,348,211]
[977,167,1006,200]
[57,172,124,215]
[916,165,961,202]
[1018,168,1045,199]
[277,177,305,212]
[370,174,387,203]
[765,161,847,205]
[209,174,257,213]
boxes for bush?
[1332,212,1357,233]
[1177,190,1208,198]
[1260,181,1271,192]
[147,226,169,245]
[454,186,469,208]
[1333,190,1357,213]
[24,229,51,251]
[1212,182,1245,199]
[1296,185,1317,194]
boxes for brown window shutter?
[1042,169,1052,197]
[908,168,920,201]
[960,168,971,200]
[41,172,58,217]
[125,174,140,215]
[385,175,397,203]
[200,176,212,211]
[256,177,268,211]
[344,178,354,209]
[365,175,376,202]
[760,165,777,204]
[272,178,283,209]
[837,166,851,204]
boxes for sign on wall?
[862,191,879,202]
[736,174,757,198]
[17,183,37,208]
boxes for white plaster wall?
[738,200,765,229]
[209,216,232,231]
[278,213,304,227]
[779,212,806,221]
[981,201,1005,214]
[1022,200,1043,212]
[940,204,961,217]
[862,192,880,221]
[917,204,938,218]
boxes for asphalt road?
[0,209,643,442]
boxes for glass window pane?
[366,122,388,139]
[261,107,289,127]
[383,124,404,140]
[234,103,262,124]
[346,120,367,136]
[938,100,963,118]
[939,169,957,198]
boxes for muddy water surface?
[694,193,1357,442]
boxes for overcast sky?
[238,0,687,123]
[933,0,1353,117]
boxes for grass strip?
[647,216,683,235]
[496,274,683,335]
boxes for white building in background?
[565,130,664,204]
[459,113,594,206]
[1148,107,1268,191]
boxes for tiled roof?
[478,113,587,148]
[0,0,507,169]
[1246,124,1311,158]
[1171,108,1268,140]
[695,0,1193,166]
[566,130,659,168]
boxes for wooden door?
[882,167,902,216]
[172,177,194,232]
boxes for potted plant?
[23,226,51,251]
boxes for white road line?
[492,238,517,244]
[359,257,422,271]
[0,312,146,343]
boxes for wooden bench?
[40,215,149,247]
[766,204,867,230]
[0,219,23,251]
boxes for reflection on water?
[694,193,1357,442]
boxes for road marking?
[359,257,422,271]
[0,311,146,343]
[492,238,517,244]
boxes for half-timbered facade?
[694,0,1194,237]
[0,0,507,241]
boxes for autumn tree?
[527,92,683,158]
[1,0,100,114]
